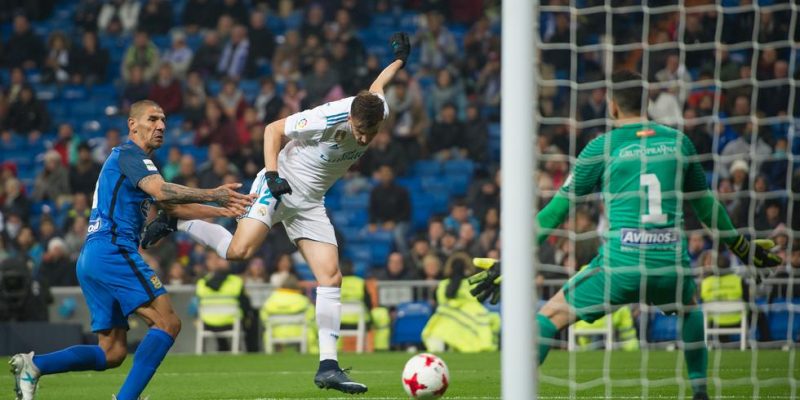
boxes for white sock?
[316,286,341,362]
[177,219,232,259]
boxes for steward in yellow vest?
[574,305,639,351]
[196,251,253,351]
[422,253,497,352]
[260,275,318,353]
[701,269,744,327]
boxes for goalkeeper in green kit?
[469,70,782,400]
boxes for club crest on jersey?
[143,159,158,172]
[257,205,268,216]
[334,129,347,142]
[150,275,163,289]
[295,118,308,129]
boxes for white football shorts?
[244,170,337,246]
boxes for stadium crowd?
[0,0,797,317]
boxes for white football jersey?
[277,95,389,200]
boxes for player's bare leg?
[115,295,180,400]
[225,218,271,260]
[299,239,367,394]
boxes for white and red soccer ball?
[401,353,450,399]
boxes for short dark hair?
[350,91,385,129]
[611,70,644,115]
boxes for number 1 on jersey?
[640,174,667,224]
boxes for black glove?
[467,258,502,304]
[265,171,292,198]
[728,235,782,268]
[390,32,411,67]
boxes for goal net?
[533,1,798,398]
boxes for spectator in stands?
[655,53,692,103]
[122,30,161,82]
[406,236,433,272]
[32,151,70,204]
[149,63,183,114]
[2,179,31,222]
[37,217,58,249]
[384,71,427,162]
[272,30,302,81]
[462,104,489,163]
[217,24,250,79]
[171,154,198,186]
[220,0,248,24]
[182,0,222,32]
[73,0,102,32]
[299,34,326,75]
[198,156,237,189]
[427,69,467,121]
[755,199,784,233]
[687,232,707,267]
[137,0,172,35]
[71,31,109,85]
[63,192,91,232]
[478,207,499,255]
[68,142,101,200]
[63,216,88,263]
[121,65,150,111]
[167,261,190,285]
[444,199,480,236]
[6,85,50,136]
[719,121,772,179]
[421,254,442,281]
[4,14,45,69]
[90,128,121,163]
[5,67,27,103]
[196,99,241,157]
[39,238,77,287]
[196,250,254,351]
[269,253,296,286]
[467,171,499,224]
[757,60,790,117]
[190,31,223,78]
[476,51,501,113]
[579,88,607,144]
[368,165,411,252]
[374,252,416,281]
[182,71,207,128]
[683,108,713,171]
[255,77,284,124]
[246,10,275,77]
[303,57,341,107]
[42,31,72,84]
[428,103,464,160]
[415,10,458,73]
[52,123,78,167]
[301,4,325,40]
[243,256,267,284]
[98,0,140,34]
[361,130,406,177]
[281,80,306,114]
[13,226,43,267]
[217,78,247,120]
[161,147,182,182]
[162,31,194,80]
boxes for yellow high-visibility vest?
[341,276,367,325]
[196,274,243,327]
[701,274,744,326]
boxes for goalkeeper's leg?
[681,300,708,398]
[537,290,572,364]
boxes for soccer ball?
[401,353,450,399]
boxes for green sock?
[682,309,708,395]
[537,313,557,365]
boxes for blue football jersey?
[87,141,160,249]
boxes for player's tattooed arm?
[139,175,254,210]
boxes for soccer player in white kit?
[142,33,411,394]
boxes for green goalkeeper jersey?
[537,122,718,271]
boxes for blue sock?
[116,328,174,400]
[32,345,107,375]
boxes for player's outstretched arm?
[139,174,253,212]
[261,118,293,198]
[159,202,250,220]
[368,32,410,95]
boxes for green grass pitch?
[3,350,797,399]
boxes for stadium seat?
[294,263,315,281]
[443,159,475,176]
[345,244,372,265]
[340,192,370,209]
[767,298,800,342]
[195,303,245,354]
[264,313,309,354]
[703,301,748,350]
[330,209,368,228]
[647,312,678,343]
[411,160,441,176]
[391,302,433,347]
[340,302,368,353]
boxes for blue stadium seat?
[412,160,441,176]
[33,84,59,101]
[294,262,316,281]
[345,244,372,265]
[411,202,433,232]
[61,85,89,100]
[330,209,368,228]
[340,192,370,209]
[648,312,678,342]
[767,298,800,341]
[240,79,260,102]
[353,261,369,278]
[420,176,448,194]
[443,174,470,196]
[391,302,433,347]
[488,123,501,138]
[443,159,475,177]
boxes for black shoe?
[314,364,367,394]
[141,210,177,249]
[693,392,709,400]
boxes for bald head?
[129,100,163,119]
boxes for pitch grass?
[2,350,797,399]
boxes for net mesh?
[534,1,797,398]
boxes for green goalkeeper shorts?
[562,256,697,323]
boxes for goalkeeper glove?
[467,258,502,305]
[728,235,782,268]
[389,32,411,67]
[265,171,292,198]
